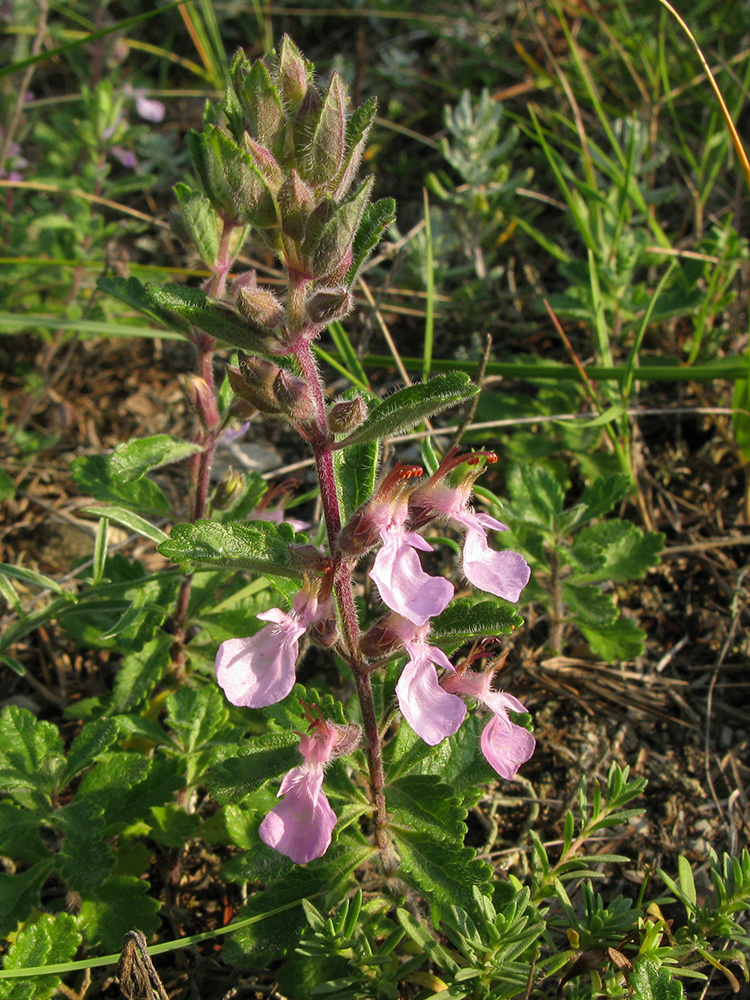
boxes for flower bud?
[305,287,353,327]
[359,613,402,659]
[182,374,220,430]
[308,613,339,649]
[226,353,281,414]
[289,545,331,574]
[279,35,312,113]
[302,72,348,188]
[336,505,382,557]
[273,368,316,421]
[327,395,367,435]
[211,468,245,510]
[277,169,314,241]
[236,284,285,330]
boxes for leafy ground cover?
[1,2,749,998]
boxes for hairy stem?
[294,338,389,855]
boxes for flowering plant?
[115,35,538,874]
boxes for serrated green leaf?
[57,836,115,892]
[336,374,478,449]
[79,876,161,951]
[0,860,55,940]
[558,474,630,532]
[71,454,172,515]
[0,707,65,813]
[386,775,465,841]
[166,685,230,754]
[110,434,201,481]
[333,438,379,523]
[79,505,168,544]
[629,961,684,1000]
[111,632,172,712]
[394,830,491,917]
[158,519,304,578]
[572,521,664,582]
[61,718,119,786]
[430,598,524,649]
[510,465,565,526]
[563,583,618,626]
[580,615,646,662]
[223,845,371,968]
[204,733,300,804]
[0,912,81,1000]
[412,715,496,802]
[148,804,202,848]
[0,803,47,864]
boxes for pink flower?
[390,617,466,745]
[442,667,535,779]
[259,709,359,863]
[259,763,336,864]
[453,509,530,603]
[408,451,530,603]
[215,589,321,707]
[370,525,453,626]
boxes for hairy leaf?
[159,519,304,578]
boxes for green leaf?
[677,855,697,907]
[629,962,684,1000]
[0,706,65,813]
[111,632,172,712]
[0,563,68,596]
[333,440,379,524]
[223,845,371,967]
[166,685,230,754]
[394,830,491,918]
[204,733,300,804]
[148,804,202,848]
[158,519,304,578]
[0,802,47,864]
[145,283,272,352]
[431,598,524,649]
[562,583,618,626]
[0,470,15,501]
[0,912,81,1000]
[336,374,478,449]
[71,435,199,516]
[346,197,397,285]
[0,861,55,940]
[79,876,161,952]
[733,377,750,465]
[79,505,168,544]
[174,182,220,265]
[96,275,192,337]
[557,473,630,532]
[509,465,565,526]
[386,775,465,841]
[571,521,664,582]
[61,718,119,786]
[412,715,496,803]
[580,615,646,662]
[57,836,115,892]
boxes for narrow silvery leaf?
[158,519,304,578]
[96,276,192,338]
[334,373,478,449]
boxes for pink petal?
[462,526,530,602]
[259,765,336,863]
[135,93,165,122]
[370,535,453,626]
[480,704,535,780]
[215,612,305,708]
[396,649,466,745]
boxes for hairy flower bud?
[288,545,331,574]
[236,284,285,330]
[327,395,367,435]
[182,374,220,430]
[226,353,281,413]
[273,368,316,421]
[211,468,245,510]
[308,612,339,649]
[305,287,353,327]
[359,614,402,659]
